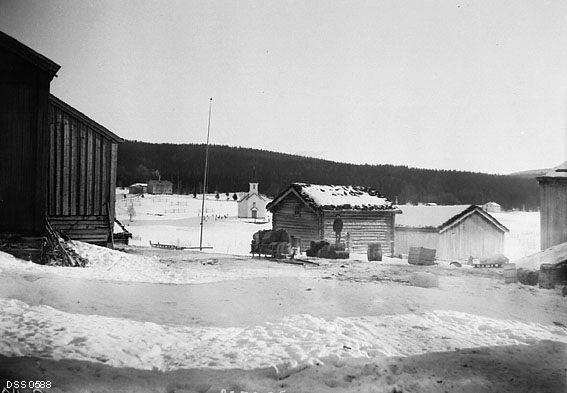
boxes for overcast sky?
[1,0,566,174]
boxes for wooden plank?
[48,107,56,215]
[78,124,87,214]
[54,109,61,215]
[86,130,94,215]
[109,143,118,223]
[101,139,108,216]
[69,119,78,215]
[93,133,101,215]
[62,117,70,215]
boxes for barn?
[394,205,508,261]
[537,161,567,250]
[0,31,122,256]
[266,183,400,254]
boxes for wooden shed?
[47,95,123,245]
[266,183,400,254]
[395,205,508,261]
[0,31,123,251]
[147,180,173,194]
[537,161,567,250]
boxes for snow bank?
[0,244,318,285]
[1,298,565,372]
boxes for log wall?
[270,194,321,251]
[322,210,396,255]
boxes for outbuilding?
[147,180,173,194]
[482,201,502,213]
[0,31,123,255]
[129,183,148,194]
[266,183,400,254]
[395,205,508,261]
[537,161,567,249]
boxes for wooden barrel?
[503,263,517,284]
[367,242,382,261]
[538,264,555,289]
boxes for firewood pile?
[44,218,89,267]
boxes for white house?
[237,180,267,219]
[482,201,502,213]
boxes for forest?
[117,140,541,211]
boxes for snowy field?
[1,193,565,393]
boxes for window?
[294,204,301,216]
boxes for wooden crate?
[408,246,436,265]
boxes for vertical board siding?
[86,130,94,215]
[109,143,118,222]
[62,119,70,215]
[69,119,78,215]
[539,181,567,249]
[46,100,120,244]
[394,228,439,256]
[78,124,87,213]
[0,75,45,233]
[438,213,504,260]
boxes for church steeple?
[249,166,258,195]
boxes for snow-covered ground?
[1,194,565,392]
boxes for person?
[333,214,343,244]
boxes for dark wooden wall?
[0,49,51,235]
[46,97,119,244]
[539,178,567,250]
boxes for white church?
[237,176,267,219]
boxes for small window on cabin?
[294,204,301,216]
[253,202,256,208]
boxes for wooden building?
[537,161,567,250]
[0,31,123,250]
[147,180,173,194]
[0,31,60,236]
[395,205,508,261]
[129,183,148,194]
[482,201,502,213]
[238,179,267,219]
[266,183,400,254]
[47,95,123,245]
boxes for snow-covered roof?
[268,183,398,211]
[396,205,472,228]
[483,201,501,207]
[540,161,567,178]
[396,204,508,233]
[129,183,148,187]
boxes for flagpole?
[199,98,212,251]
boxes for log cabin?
[266,183,400,254]
[394,205,508,261]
